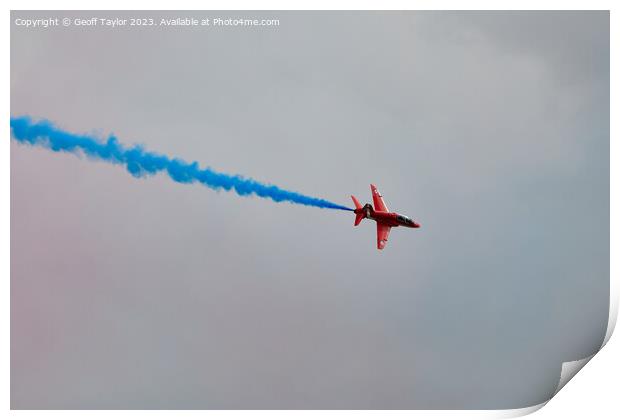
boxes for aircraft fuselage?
[359,203,420,228]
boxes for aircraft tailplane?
[351,195,365,226]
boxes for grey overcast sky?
[11,11,609,409]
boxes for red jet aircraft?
[351,184,420,250]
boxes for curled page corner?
[490,294,617,418]
[484,354,600,419]
[555,355,596,395]
[552,292,617,397]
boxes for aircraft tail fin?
[352,195,365,226]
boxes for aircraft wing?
[377,223,391,250]
[371,184,389,212]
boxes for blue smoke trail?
[10,116,353,211]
